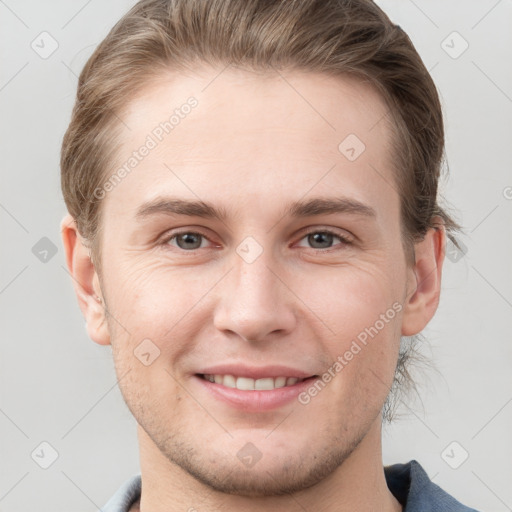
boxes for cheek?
[108,314,187,428]
[105,257,214,335]
[294,261,404,399]
[293,257,404,338]
[104,260,219,404]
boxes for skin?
[62,67,445,512]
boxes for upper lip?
[196,364,316,379]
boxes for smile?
[194,370,319,412]
[199,374,308,390]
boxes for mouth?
[193,370,319,411]
[197,373,316,391]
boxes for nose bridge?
[213,239,295,341]
[236,248,276,304]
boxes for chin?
[161,435,361,497]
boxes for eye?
[160,228,352,252]
[296,229,352,250]
[165,231,211,250]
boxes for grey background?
[1,0,511,510]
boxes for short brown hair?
[61,0,461,420]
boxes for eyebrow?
[135,196,376,221]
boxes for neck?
[135,419,402,512]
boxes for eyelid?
[159,226,354,252]
[294,226,354,246]
[159,228,218,248]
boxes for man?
[60,0,479,510]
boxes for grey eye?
[174,232,204,250]
[307,232,335,249]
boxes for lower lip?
[194,375,317,412]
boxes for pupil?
[178,233,201,249]
[309,232,333,249]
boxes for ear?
[401,220,446,336]
[60,214,110,345]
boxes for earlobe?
[401,222,446,336]
[60,214,111,346]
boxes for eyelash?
[296,229,353,251]
[160,228,353,253]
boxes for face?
[84,68,422,495]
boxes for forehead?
[121,67,391,153]
[104,67,398,224]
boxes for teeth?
[202,374,306,390]
[255,377,274,390]
[236,377,254,391]
[274,376,287,388]
[223,375,236,388]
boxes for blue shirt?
[100,460,479,511]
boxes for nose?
[213,248,297,343]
